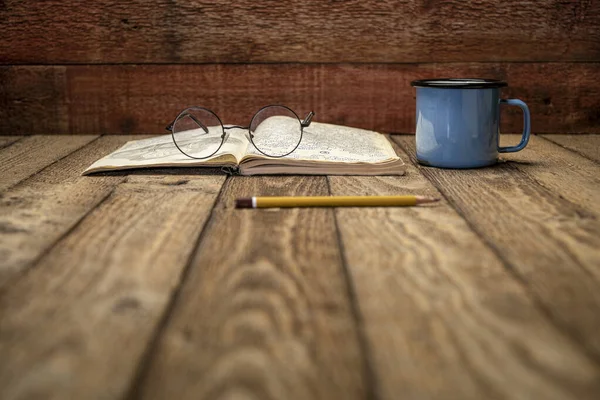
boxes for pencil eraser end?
[235,198,253,208]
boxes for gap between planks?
[539,134,600,164]
[0,136,24,150]
[125,174,232,400]
[0,135,99,192]
[0,135,150,290]
[325,177,380,400]
[499,134,600,218]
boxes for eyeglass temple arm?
[301,111,315,128]
[165,113,209,133]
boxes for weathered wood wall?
[1,0,599,134]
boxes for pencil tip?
[416,196,441,204]
[235,198,253,208]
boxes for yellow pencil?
[235,195,440,208]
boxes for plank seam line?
[0,136,26,151]
[124,175,230,400]
[392,137,600,368]
[326,176,380,400]
[502,161,600,282]
[3,61,600,66]
[439,191,600,367]
[0,174,125,295]
[0,135,101,194]
[537,134,600,165]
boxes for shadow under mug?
[411,79,530,168]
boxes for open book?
[83,118,405,176]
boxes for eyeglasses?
[166,105,315,159]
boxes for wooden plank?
[131,176,366,400]
[0,173,226,400]
[0,135,98,191]
[2,63,600,135]
[0,135,152,290]
[328,161,600,398]
[0,136,22,149]
[0,66,69,134]
[394,136,600,361]
[541,135,600,163]
[1,0,598,63]
[498,134,600,217]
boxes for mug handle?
[498,99,531,153]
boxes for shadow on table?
[415,159,542,171]
[87,167,227,177]
[500,159,543,167]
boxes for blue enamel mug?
[411,79,530,168]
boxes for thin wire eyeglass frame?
[166,105,315,159]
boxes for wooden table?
[1,134,599,400]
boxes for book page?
[243,116,399,163]
[83,128,248,174]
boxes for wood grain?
[395,136,600,361]
[1,0,599,63]
[2,63,600,135]
[541,135,600,163]
[132,176,366,400]
[0,173,226,400]
[0,66,69,133]
[0,135,98,191]
[0,135,148,290]
[0,137,21,149]
[498,134,600,217]
[328,156,600,399]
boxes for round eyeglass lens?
[172,107,225,159]
[249,105,302,157]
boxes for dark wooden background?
[1,0,599,135]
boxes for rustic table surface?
[0,134,599,400]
